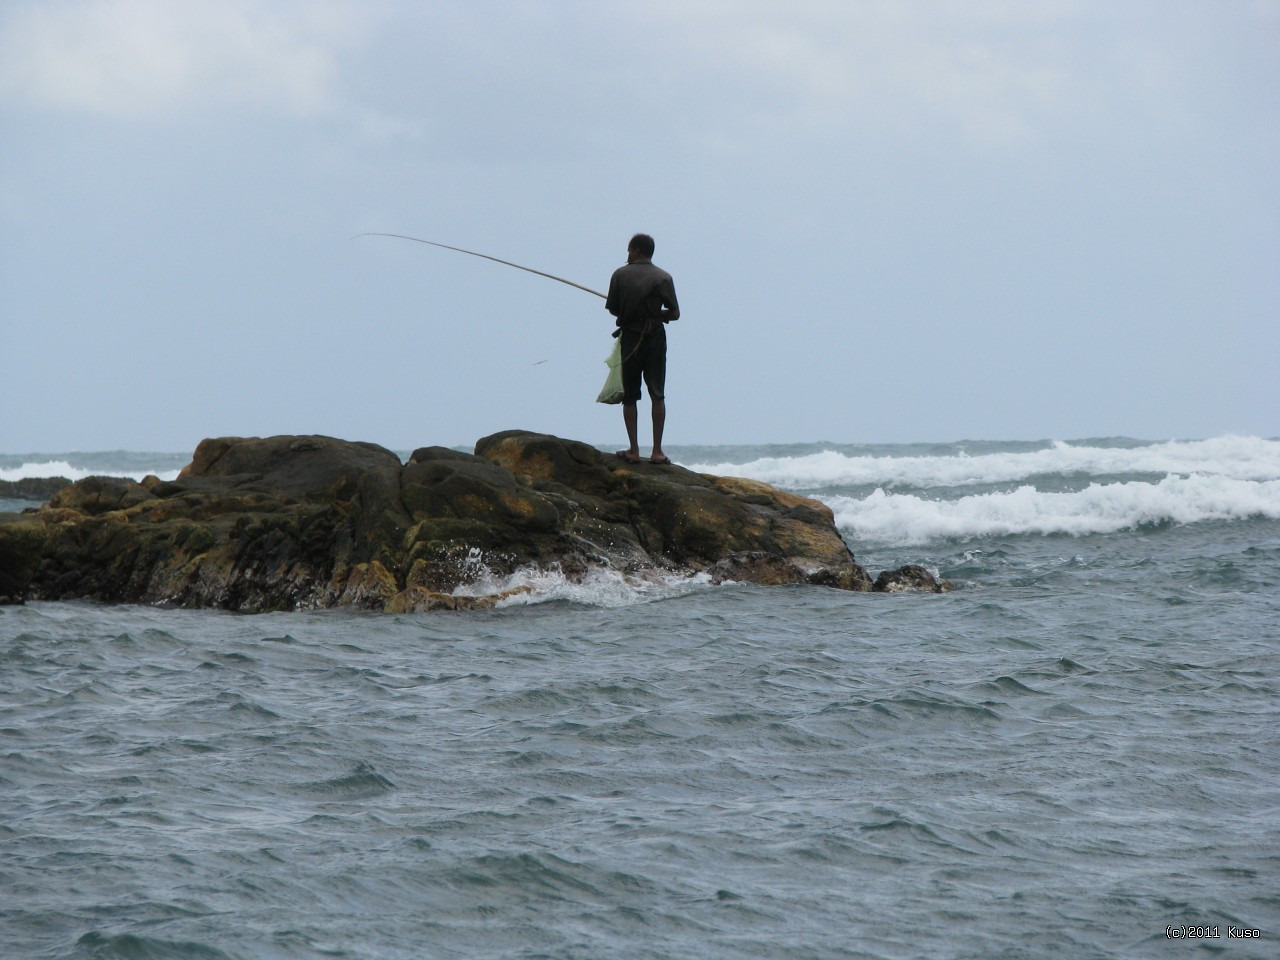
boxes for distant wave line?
[0,461,181,484]
[686,436,1280,490]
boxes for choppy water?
[3,437,1279,958]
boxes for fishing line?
[353,232,606,299]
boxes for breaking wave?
[829,474,1280,545]
[686,436,1280,545]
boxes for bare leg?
[650,398,667,462]
[618,403,641,462]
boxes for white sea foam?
[0,460,181,483]
[686,436,1280,490]
[452,563,715,608]
[831,475,1280,545]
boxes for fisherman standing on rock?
[605,233,681,465]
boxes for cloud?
[625,0,1163,151]
[0,0,364,119]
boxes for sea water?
[2,436,1278,959]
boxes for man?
[605,233,680,464]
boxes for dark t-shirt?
[605,259,679,334]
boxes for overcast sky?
[2,0,1276,453]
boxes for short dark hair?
[628,233,655,258]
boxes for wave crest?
[451,564,715,608]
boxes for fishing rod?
[354,233,606,299]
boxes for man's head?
[628,233,655,261]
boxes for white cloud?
[625,0,1144,150]
[0,0,364,119]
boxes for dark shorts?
[620,327,666,404]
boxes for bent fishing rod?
[353,233,606,299]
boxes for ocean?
[2,436,1278,959]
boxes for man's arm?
[605,270,622,319]
[658,277,680,323]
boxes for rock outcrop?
[0,477,72,501]
[0,431,947,610]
